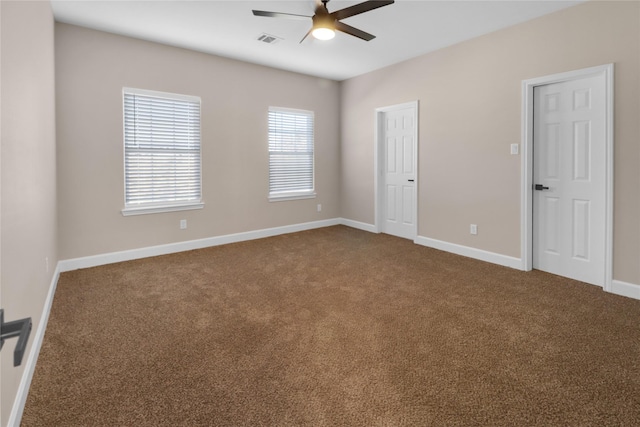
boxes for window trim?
[121,202,204,217]
[267,106,316,202]
[121,87,203,216]
[268,191,317,203]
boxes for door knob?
[408,179,414,182]
[535,184,550,191]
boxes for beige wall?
[56,24,341,260]
[340,0,640,285]
[1,1,57,425]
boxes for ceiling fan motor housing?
[313,12,336,31]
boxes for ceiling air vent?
[257,33,282,44]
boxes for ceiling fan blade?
[330,0,394,21]
[252,10,311,20]
[335,21,375,41]
[300,28,313,44]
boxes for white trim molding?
[60,219,341,272]
[268,192,316,203]
[609,280,640,301]
[521,64,614,290]
[415,236,523,270]
[8,264,61,427]
[340,218,377,233]
[121,202,204,216]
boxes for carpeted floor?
[22,226,640,426]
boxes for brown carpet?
[22,226,640,426]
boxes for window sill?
[121,202,204,216]
[268,192,316,202]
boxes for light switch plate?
[510,143,519,155]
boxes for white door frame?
[374,101,419,238]
[520,64,614,291]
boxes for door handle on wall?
[0,309,32,367]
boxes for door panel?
[573,121,590,180]
[386,185,397,221]
[402,186,413,224]
[545,123,560,178]
[572,199,590,260]
[533,75,605,286]
[386,137,396,173]
[543,196,560,254]
[403,136,414,173]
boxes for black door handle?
[408,179,414,182]
[0,309,32,367]
[535,184,550,191]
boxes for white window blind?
[123,88,202,215]
[268,107,315,200]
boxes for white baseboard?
[8,264,61,427]
[609,279,640,301]
[339,218,377,233]
[415,237,640,302]
[60,219,342,272]
[415,235,524,270]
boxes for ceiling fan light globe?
[312,27,335,40]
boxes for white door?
[379,105,417,240]
[533,74,606,286]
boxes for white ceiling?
[50,0,584,81]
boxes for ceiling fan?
[252,0,395,43]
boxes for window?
[122,88,203,216]
[268,107,315,201]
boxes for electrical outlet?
[470,224,478,235]
[317,204,322,213]
[180,219,187,230]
